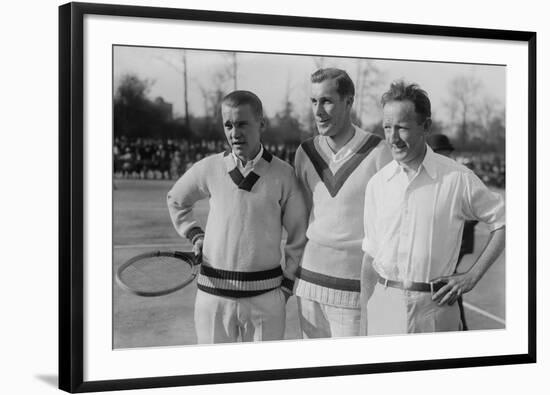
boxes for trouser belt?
[377,275,445,294]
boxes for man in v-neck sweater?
[167,91,308,344]
[294,68,392,338]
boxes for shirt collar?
[232,144,264,169]
[421,145,438,180]
[384,144,437,181]
[319,125,363,160]
[384,160,401,181]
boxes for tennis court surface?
[113,179,505,348]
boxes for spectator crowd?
[113,137,504,189]
[457,153,505,189]
[114,137,299,181]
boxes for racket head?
[116,250,199,297]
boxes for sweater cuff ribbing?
[186,226,205,244]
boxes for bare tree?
[313,57,325,70]
[445,74,506,151]
[197,84,211,119]
[354,59,384,126]
[298,77,317,137]
[445,75,482,147]
[476,96,501,131]
[218,52,238,91]
[194,68,233,139]
[153,50,191,130]
[268,74,305,144]
[476,97,505,148]
[182,50,190,130]
[232,52,238,90]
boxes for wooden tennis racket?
[115,250,200,297]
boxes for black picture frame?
[59,1,537,393]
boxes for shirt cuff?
[487,221,506,232]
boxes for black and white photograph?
[112,46,507,348]
[5,0,548,393]
[55,2,537,393]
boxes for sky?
[114,45,506,128]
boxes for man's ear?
[347,95,354,108]
[423,118,432,132]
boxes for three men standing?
[167,73,505,342]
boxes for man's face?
[222,103,263,162]
[382,100,430,167]
[310,79,352,138]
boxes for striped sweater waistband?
[197,265,283,298]
[296,267,360,292]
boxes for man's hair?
[311,68,355,98]
[222,90,264,119]
[381,80,431,123]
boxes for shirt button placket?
[397,188,410,274]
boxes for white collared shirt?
[318,125,366,173]
[232,145,263,176]
[362,146,505,282]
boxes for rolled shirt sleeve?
[461,170,505,231]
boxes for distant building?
[154,97,173,121]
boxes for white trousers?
[367,284,462,335]
[297,297,361,339]
[194,288,286,344]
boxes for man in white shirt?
[360,81,505,334]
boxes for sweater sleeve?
[293,145,313,214]
[280,167,308,291]
[166,159,210,242]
